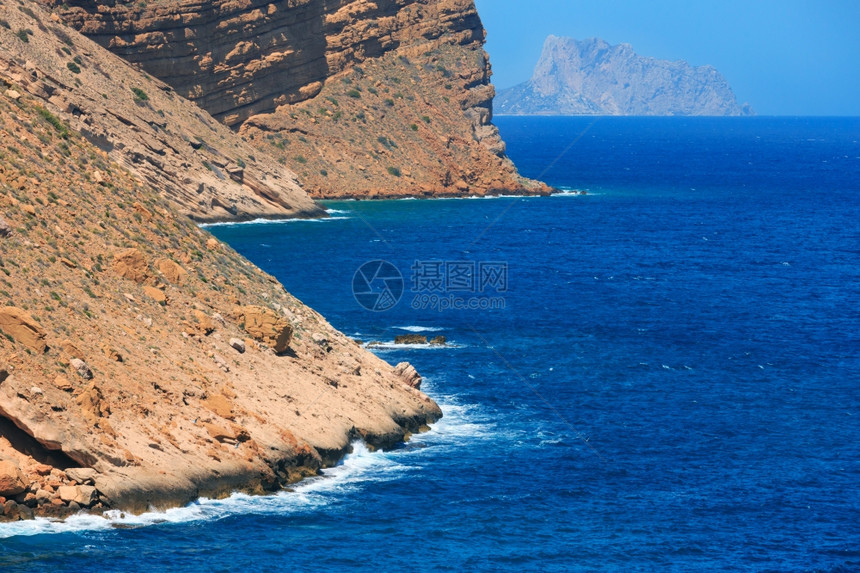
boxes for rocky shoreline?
[0,0,535,524]
[0,407,437,522]
[0,79,441,523]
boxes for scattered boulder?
[102,346,123,362]
[143,285,167,305]
[0,460,28,496]
[239,306,293,353]
[57,484,98,507]
[3,499,32,520]
[155,258,188,284]
[226,164,244,182]
[56,485,77,502]
[212,353,229,372]
[111,248,149,283]
[32,464,53,476]
[65,468,98,485]
[76,382,110,425]
[393,362,423,390]
[229,338,246,353]
[132,202,152,220]
[0,306,48,353]
[394,334,427,345]
[69,358,93,380]
[0,216,12,237]
[60,339,85,360]
[193,310,216,335]
[53,375,74,391]
[311,332,332,352]
[203,393,234,420]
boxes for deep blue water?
[2,117,859,571]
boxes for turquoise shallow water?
[1,117,859,572]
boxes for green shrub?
[410,123,418,131]
[15,29,30,42]
[37,107,70,139]
[66,61,81,74]
[346,89,361,99]
[131,87,149,101]
[387,166,401,177]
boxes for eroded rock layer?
[38,0,549,198]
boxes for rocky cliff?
[1,0,325,222]
[38,0,549,199]
[496,36,753,117]
[0,1,440,520]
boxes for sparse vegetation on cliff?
[39,0,548,199]
[0,0,439,521]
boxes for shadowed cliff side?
[38,0,550,199]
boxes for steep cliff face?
[39,0,548,198]
[497,36,754,117]
[0,1,439,520]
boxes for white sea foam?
[551,186,589,196]
[393,325,445,332]
[0,443,410,538]
[365,342,462,351]
[0,390,488,538]
[199,216,349,228]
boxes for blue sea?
[2,117,859,571]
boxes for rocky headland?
[38,0,550,199]
[496,35,753,116]
[0,0,445,521]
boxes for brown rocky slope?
[38,0,551,199]
[0,4,440,521]
[2,0,324,222]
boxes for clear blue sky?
[474,0,860,115]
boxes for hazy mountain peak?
[498,36,753,116]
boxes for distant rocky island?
[496,35,753,116]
